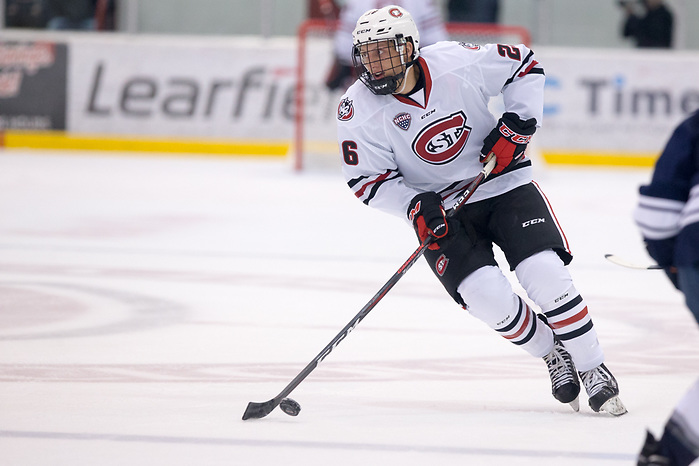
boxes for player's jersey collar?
[393,57,432,109]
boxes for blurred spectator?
[45,0,96,30]
[5,0,48,28]
[619,0,673,48]
[447,0,499,23]
[325,0,447,92]
[94,0,117,31]
[309,0,340,20]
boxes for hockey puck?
[279,398,301,416]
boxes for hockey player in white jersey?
[337,5,627,415]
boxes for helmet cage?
[352,35,415,95]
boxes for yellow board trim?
[1,132,660,167]
[2,131,289,157]
[541,150,658,167]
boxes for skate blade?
[568,397,580,412]
[599,396,628,416]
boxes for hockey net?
[294,20,532,171]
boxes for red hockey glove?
[407,192,453,250]
[480,112,537,175]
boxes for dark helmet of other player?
[351,5,420,95]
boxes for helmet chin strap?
[394,64,414,94]
[393,40,415,95]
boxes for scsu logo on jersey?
[337,97,354,121]
[435,254,449,276]
[411,111,471,165]
[459,42,481,51]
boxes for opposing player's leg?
[678,265,699,324]
[640,379,699,466]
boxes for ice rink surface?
[0,150,697,465]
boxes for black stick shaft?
[242,158,496,420]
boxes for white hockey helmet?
[352,5,421,58]
[351,5,421,95]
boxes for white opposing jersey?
[337,41,545,220]
[333,0,447,66]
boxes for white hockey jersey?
[337,41,545,220]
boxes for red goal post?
[294,20,532,171]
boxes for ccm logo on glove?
[407,192,451,250]
[481,112,537,175]
[498,123,532,144]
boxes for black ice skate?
[542,337,581,412]
[579,363,628,416]
[637,431,671,465]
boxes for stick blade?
[604,254,662,270]
[242,400,278,420]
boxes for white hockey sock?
[457,266,553,358]
[515,250,604,372]
[539,286,604,372]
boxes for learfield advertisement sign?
[68,37,302,141]
[0,41,67,131]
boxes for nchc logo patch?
[435,254,449,276]
[393,112,411,130]
[337,97,354,121]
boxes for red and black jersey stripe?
[348,169,402,205]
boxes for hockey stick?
[242,157,497,420]
[604,254,663,270]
